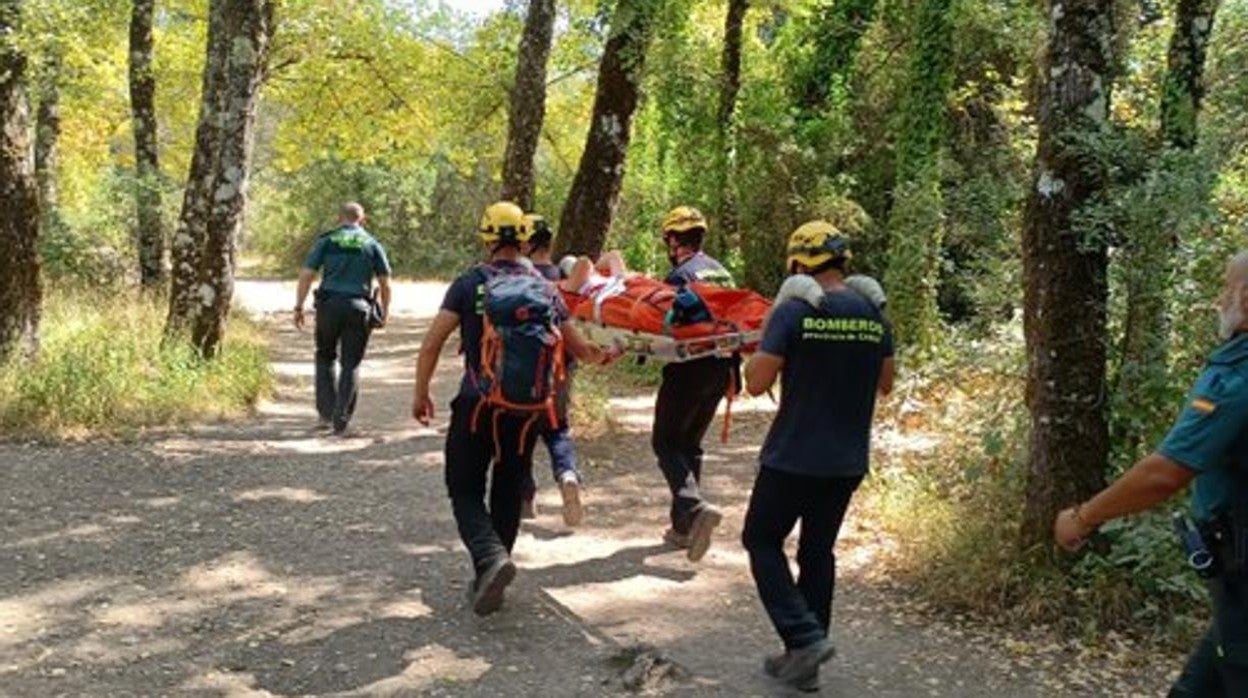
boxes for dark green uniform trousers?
[1169,573,1248,697]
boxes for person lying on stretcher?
[557,250,634,301]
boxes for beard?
[1218,303,1244,341]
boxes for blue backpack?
[473,264,566,455]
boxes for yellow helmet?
[787,221,852,272]
[479,201,530,243]
[661,206,708,237]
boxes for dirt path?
[2,281,1175,697]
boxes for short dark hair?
[668,228,705,251]
[530,229,553,252]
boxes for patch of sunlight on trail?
[233,280,448,317]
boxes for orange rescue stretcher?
[560,276,772,363]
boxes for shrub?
[0,290,272,438]
[865,326,1206,648]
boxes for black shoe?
[765,652,821,691]
[332,422,357,438]
[470,557,516,616]
[774,640,835,688]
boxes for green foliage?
[868,329,1206,646]
[0,290,272,437]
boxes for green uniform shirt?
[1158,333,1248,523]
[304,225,392,298]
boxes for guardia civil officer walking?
[741,222,895,692]
[652,206,737,561]
[413,202,604,616]
[1055,251,1248,697]
[294,202,392,436]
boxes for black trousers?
[652,357,733,533]
[445,394,541,576]
[314,295,371,430]
[742,467,862,651]
[1169,571,1248,697]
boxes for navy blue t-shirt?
[758,288,894,478]
[304,225,392,298]
[440,260,568,398]
[665,251,734,287]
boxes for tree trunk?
[1019,0,1116,551]
[0,0,42,362]
[555,0,664,258]
[1160,0,1218,150]
[883,0,955,354]
[166,0,274,358]
[34,51,60,222]
[499,0,556,211]
[791,0,878,115]
[1116,0,1219,454]
[715,0,748,257]
[130,0,166,288]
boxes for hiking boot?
[470,557,517,616]
[521,498,538,520]
[764,653,821,693]
[332,420,355,438]
[662,527,690,550]
[686,505,723,562]
[559,473,583,527]
[773,640,835,689]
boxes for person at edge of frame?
[1055,251,1248,698]
[519,212,584,527]
[412,201,608,616]
[740,221,895,692]
[294,201,392,436]
[652,205,737,563]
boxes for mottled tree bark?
[166,0,274,359]
[1019,0,1116,550]
[130,0,166,287]
[556,0,664,258]
[1117,0,1219,452]
[715,0,748,256]
[1160,0,1219,150]
[34,51,60,221]
[167,0,229,333]
[0,0,42,362]
[500,0,556,211]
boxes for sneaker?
[521,498,538,520]
[662,527,690,550]
[774,639,835,689]
[685,505,723,562]
[559,474,583,527]
[470,557,517,616]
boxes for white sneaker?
[559,473,583,527]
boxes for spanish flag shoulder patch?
[1192,398,1217,414]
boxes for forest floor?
[1,281,1183,697]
